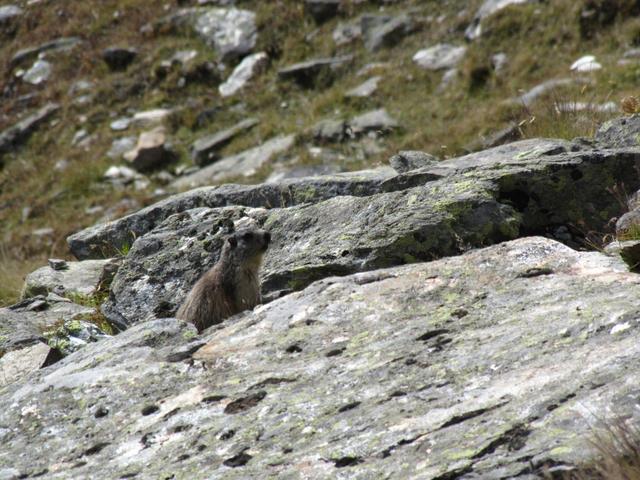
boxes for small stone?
[0,5,22,23]
[311,119,347,143]
[389,151,438,173]
[491,52,508,72]
[102,47,137,71]
[104,165,140,182]
[277,56,352,88]
[124,127,177,172]
[48,259,68,271]
[107,136,136,159]
[71,129,89,146]
[345,76,381,98]
[22,59,52,85]
[514,78,592,108]
[333,21,361,46]
[0,5,22,36]
[349,108,399,135]
[26,299,48,311]
[110,118,131,131]
[68,79,93,95]
[219,52,268,97]
[438,68,458,92]
[364,14,414,52]
[570,55,602,72]
[191,118,259,166]
[193,8,257,62]
[32,228,54,238]
[466,0,533,40]
[413,44,467,70]
[131,109,172,128]
[10,37,81,70]
[616,210,640,240]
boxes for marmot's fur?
[176,226,270,332]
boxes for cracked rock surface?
[2,237,640,478]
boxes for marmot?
[176,226,271,333]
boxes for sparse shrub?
[559,419,640,479]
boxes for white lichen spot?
[610,322,631,335]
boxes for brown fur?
[176,226,270,333]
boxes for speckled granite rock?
[2,238,640,479]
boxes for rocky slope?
[4,0,640,478]
[2,0,640,303]
[3,115,640,478]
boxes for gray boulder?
[466,0,534,40]
[514,77,592,108]
[21,59,51,85]
[277,55,352,88]
[172,134,296,189]
[0,342,53,388]
[68,168,400,259]
[389,150,438,173]
[102,176,520,326]
[345,75,381,98]
[22,258,119,298]
[364,14,415,52]
[596,115,640,148]
[191,118,259,166]
[10,37,81,69]
[0,103,59,162]
[349,108,399,135]
[4,238,640,478]
[194,8,257,62]
[0,5,22,35]
[219,52,268,97]
[124,128,177,172]
[0,295,94,355]
[413,44,467,70]
[311,118,347,143]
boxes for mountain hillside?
[1,0,638,304]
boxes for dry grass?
[0,244,43,306]
[557,419,640,480]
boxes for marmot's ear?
[227,235,237,249]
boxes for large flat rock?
[99,140,640,326]
[22,259,117,298]
[2,238,640,478]
[68,168,401,260]
[102,177,519,327]
[171,134,296,190]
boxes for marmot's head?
[224,227,271,263]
